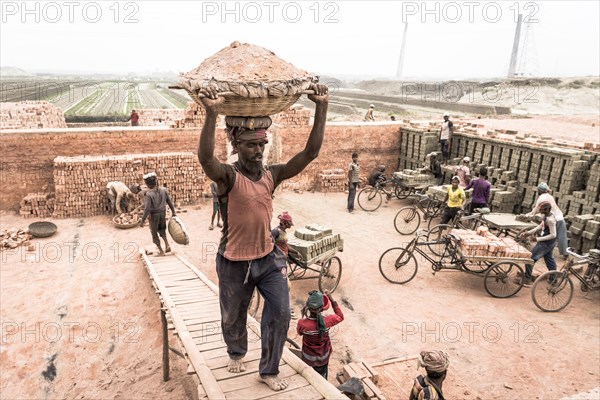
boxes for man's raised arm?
[197,87,228,183]
[272,84,329,186]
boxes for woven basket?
[28,221,57,238]
[185,88,302,117]
[168,216,189,245]
[112,216,138,229]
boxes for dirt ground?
[1,191,599,400]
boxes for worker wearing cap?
[409,350,450,400]
[197,82,329,391]
[455,156,471,188]
[271,212,302,319]
[297,290,344,379]
[519,201,557,286]
[439,113,454,162]
[364,104,375,122]
[523,182,568,258]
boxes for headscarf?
[417,350,450,373]
[306,290,327,335]
[537,182,550,193]
[225,116,271,154]
[278,212,293,225]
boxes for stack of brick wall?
[0,101,67,129]
[450,130,599,215]
[316,169,346,192]
[568,215,600,254]
[269,123,402,192]
[52,152,206,218]
[0,127,227,212]
[137,109,185,127]
[272,105,311,126]
[177,102,206,128]
[398,124,440,170]
[19,192,55,218]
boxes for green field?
[0,78,191,117]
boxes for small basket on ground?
[177,41,316,116]
[168,216,189,245]
[112,214,138,229]
[28,221,57,238]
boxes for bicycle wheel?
[318,256,342,293]
[394,206,421,235]
[378,247,419,284]
[395,184,412,199]
[248,287,261,318]
[287,259,307,279]
[426,224,454,258]
[532,271,574,312]
[358,187,382,212]
[484,261,524,298]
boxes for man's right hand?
[198,85,225,114]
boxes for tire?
[484,262,524,298]
[395,184,412,199]
[358,187,382,212]
[318,256,342,293]
[394,206,421,235]
[426,224,454,258]
[379,247,419,284]
[248,287,261,318]
[532,271,574,312]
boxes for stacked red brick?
[137,109,185,127]
[52,152,206,218]
[19,192,55,218]
[273,105,311,126]
[398,124,440,170]
[452,228,532,259]
[1,101,67,130]
[317,169,346,192]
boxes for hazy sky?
[1,0,599,79]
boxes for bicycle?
[378,229,526,298]
[531,248,600,312]
[393,193,446,235]
[357,177,394,212]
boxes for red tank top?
[219,167,275,261]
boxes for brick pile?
[137,109,185,127]
[316,169,346,192]
[288,224,343,264]
[452,228,532,258]
[398,124,440,170]
[19,193,55,218]
[273,105,311,126]
[393,170,437,186]
[52,152,206,218]
[1,101,67,130]
[568,214,600,254]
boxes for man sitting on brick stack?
[197,82,329,391]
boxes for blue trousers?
[556,219,568,256]
[525,240,557,281]
[216,246,290,376]
[348,182,358,211]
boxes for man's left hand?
[308,83,329,104]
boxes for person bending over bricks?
[139,172,176,256]
[197,82,329,391]
[106,181,134,214]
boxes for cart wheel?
[248,287,261,318]
[378,247,418,284]
[394,206,421,235]
[318,256,342,293]
[426,213,443,231]
[463,261,489,273]
[532,271,573,312]
[395,184,412,199]
[426,224,453,258]
[484,261,524,298]
[287,259,307,279]
[357,187,382,212]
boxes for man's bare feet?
[227,358,246,373]
[260,375,288,391]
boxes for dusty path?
[1,191,599,399]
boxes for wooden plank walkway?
[139,251,347,400]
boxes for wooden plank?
[206,348,263,370]
[258,384,323,400]
[199,339,261,359]
[363,377,386,400]
[184,316,223,327]
[212,359,285,381]
[349,362,371,380]
[224,376,308,400]
[219,364,297,394]
[361,361,380,384]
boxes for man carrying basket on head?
[197,82,329,391]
